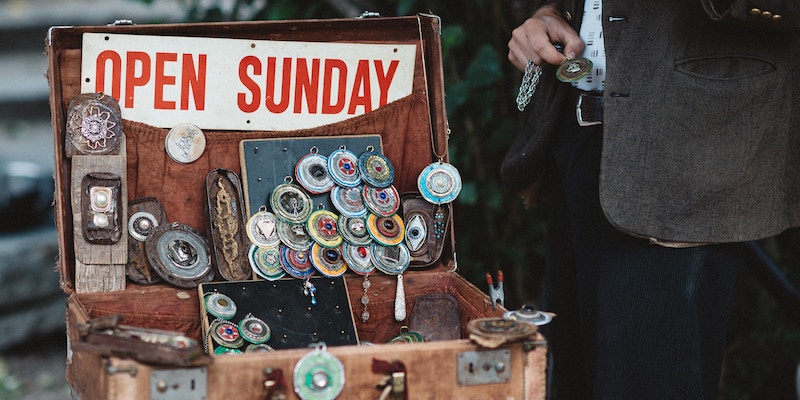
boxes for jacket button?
[564,11,573,22]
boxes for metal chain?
[516,60,542,112]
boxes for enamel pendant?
[330,185,368,218]
[328,146,361,187]
[363,184,400,217]
[293,343,345,400]
[270,177,313,224]
[248,244,285,281]
[245,207,281,248]
[306,209,343,248]
[295,146,334,194]
[417,162,462,205]
[310,243,347,278]
[358,146,395,188]
[556,57,592,82]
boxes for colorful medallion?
[205,292,237,320]
[358,148,395,188]
[327,146,361,187]
[338,215,373,246]
[280,246,316,279]
[209,319,244,349]
[295,147,334,194]
[330,185,368,218]
[417,162,462,205]
[128,211,158,242]
[245,343,275,353]
[270,178,313,224]
[556,57,593,82]
[366,213,405,246]
[248,244,285,281]
[214,346,242,355]
[342,242,375,275]
[277,220,314,251]
[65,92,122,156]
[245,208,281,248]
[238,314,272,344]
[306,209,343,248]
[371,242,410,276]
[310,243,347,278]
[363,185,400,217]
[293,344,345,400]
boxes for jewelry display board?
[199,277,357,353]
[240,135,382,217]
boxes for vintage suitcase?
[46,15,547,400]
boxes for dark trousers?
[540,114,743,400]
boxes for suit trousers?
[539,107,743,400]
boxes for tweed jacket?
[501,0,800,243]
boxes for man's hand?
[508,3,585,71]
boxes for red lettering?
[181,54,207,110]
[294,58,321,114]
[348,60,372,114]
[95,50,122,101]
[238,56,261,113]
[374,60,399,107]
[322,59,347,114]
[266,57,291,113]
[154,52,177,110]
[124,51,151,108]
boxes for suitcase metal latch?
[150,367,207,400]
[457,349,511,386]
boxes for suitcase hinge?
[457,349,511,386]
[358,11,381,18]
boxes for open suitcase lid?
[46,15,456,294]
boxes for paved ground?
[0,332,70,400]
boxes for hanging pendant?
[295,146,334,194]
[327,146,361,187]
[310,243,347,278]
[248,244,285,281]
[360,275,372,322]
[417,161,462,205]
[556,56,593,82]
[209,319,244,349]
[277,220,314,251]
[363,184,400,217]
[342,242,375,275]
[303,277,318,306]
[270,177,313,224]
[338,215,373,246]
[366,213,405,246]
[280,245,316,279]
[238,313,272,345]
[330,185,368,218]
[306,209,343,248]
[204,292,237,320]
[394,274,407,321]
[293,343,345,400]
[245,206,281,249]
[358,146,395,188]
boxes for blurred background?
[0,0,798,398]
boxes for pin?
[165,123,206,164]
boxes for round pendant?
[503,305,553,326]
[293,345,345,400]
[128,211,159,242]
[556,57,593,82]
[246,209,281,248]
[146,222,212,288]
[327,147,361,187]
[209,319,244,349]
[65,92,122,155]
[238,314,272,344]
[358,149,395,188]
[330,185,368,218]
[466,317,537,344]
[204,292,237,320]
[270,180,313,224]
[295,148,334,194]
[310,243,347,277]
[363,185,400,217]
[277,220,314,251]
[342,242,375,275]
[214,346,242,355]
[338,215,373,246]
[366,213,405,246]
[280,245,316,279]
[371,242,410,276]
[245,343,275,353]
[306,209,342,248]
[404,213,427,253]
[417,162,462,205]
[248,244,285,281]
[387,327,425,344]
[165,123,206,164]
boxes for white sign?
[81,33,416,131]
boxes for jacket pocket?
[675,54,776,80]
